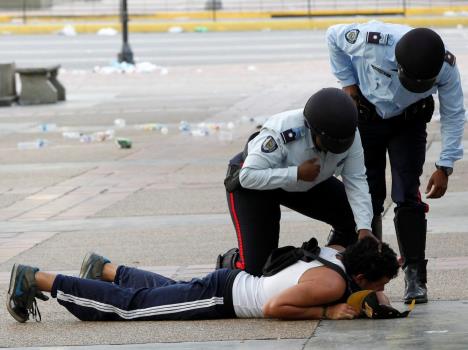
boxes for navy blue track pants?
[50,266,240,321]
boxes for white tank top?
[231,247,345,318]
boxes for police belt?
[357,93,434,123]
[224,131,260,193]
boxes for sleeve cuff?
[288,166,298,184]
[340,79,357,88]
[356,225,372,232]
[436,160,454,168]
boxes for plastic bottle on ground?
[17,139,49,150]
[39,123,57,132]
[114,119,126,128]
[62,131,82,139]
[179,121,191,133]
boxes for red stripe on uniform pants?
[229,192,245,270]
[417,190,430,213]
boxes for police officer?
[222,88,375,277]
[326,21,466,304]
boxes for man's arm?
[426,62,466,199]
[240,129,297,190]
[340,130,373,233]
[326,23,366,88]
[262,267,357,320]
[437,63,465,169]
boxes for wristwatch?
[435,164,453,176]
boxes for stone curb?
[2,16,468,34]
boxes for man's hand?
[298,158,320,182]
[358,229,380,242]
[326,303,359,320]
[343,85,360,104]
[425,169,448,199]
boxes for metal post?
[402,0,407,16]
[118,0,135,64]
[307,0,311,19]
[212,0,217,22]
[22,0,27,24]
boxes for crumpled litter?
[93,61,168,75]
[168,26,184,33]
[57,25,77,36]
[97,27,118,36]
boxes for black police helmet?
[395,28,445,93]
[303,88,358,154]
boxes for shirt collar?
[304,128,315,150]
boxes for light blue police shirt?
[327,21,465,168]
[239,108,373,231]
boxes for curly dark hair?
[341,237,400,282]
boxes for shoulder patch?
[345,29,360,44]
[280,127,304,144]
[366,31,390,45]
[444,50,456,66]
[261,136,278,153]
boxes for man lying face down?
[7,237,399,323]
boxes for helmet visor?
[305,119,356,154]
[398,64,437,93]
[319,133,355,154]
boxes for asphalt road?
[2,0,460,15]
[1,28,468,69]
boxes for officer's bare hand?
[298,158,320,182]
[425,169,448,199]
[342,85,360,104]
[358,229,380,242]
[326,303,359,320]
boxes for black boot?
[394,206,428,304]
[371,215,382,241]
[215,248,239,270]
[403,260,428,304]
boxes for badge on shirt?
[261,136,278,153]
[345,29,360,44]
[366,32,390,45]
[444,50,456,66]
[280,129,298,144]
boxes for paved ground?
[1,29,468,349]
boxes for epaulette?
[366,32,392,45]
[444,50,456,66]
[280,127,305,144]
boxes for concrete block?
[49,68,66,101]
[16,65,66,105]
[17,73,57,105]
[0,62,17,106]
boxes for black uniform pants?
[357,104,430,215]
[226,177,356,276]
[357,94,433,265]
